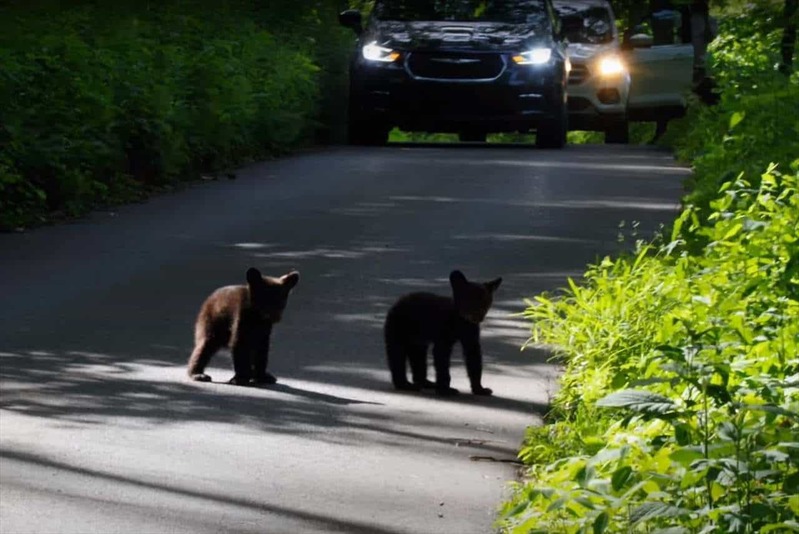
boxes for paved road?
[0,144,688,534]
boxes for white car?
[555,0,694,143]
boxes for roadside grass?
[499,4,799,532]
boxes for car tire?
[458,131,487,143]
[347,111,389,146]
[604,120,629,144]
[535,102,567,149]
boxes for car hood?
[369,20,551,51]
[565,42,618,63]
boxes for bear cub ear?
[246,267,264,286]
[281,271,300,289]
[449,270,468,288]
[485,277,502,293]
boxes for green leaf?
[670,448,703,466]
[717,421,738,441]
[506,501,529,517]
[743,404,799,419]
[729,111,745,129]
[546,497,567,512]
[575,465,595,488]
[611,466,633,491]
[593,511,609,534]
[722,222,743,240]
[674,423,693,446]
[758,449,791,462]
[596,390,677,415]
[630,502,688,524]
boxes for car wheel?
[535,101,567,149]
[604,120,629,144]
[458,131,487,143]
[347,112,389,146]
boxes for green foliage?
[0,1,349,230]
[501,165,799,534]
[388,129,459,143]
[660,2,799,218]
[502,6,799,532]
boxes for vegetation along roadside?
[0,0,352,231]
[499,1,799,533]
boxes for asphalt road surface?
[0,144,689,534]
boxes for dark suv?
[339,0,570,148]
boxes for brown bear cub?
[384,270,501,396]
[187,268,299,386]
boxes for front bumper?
[566,60,630,131]
[350,52,566,133]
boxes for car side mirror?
[339,9,363,35]
[629,33,654,48]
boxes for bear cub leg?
[188,337,221,382]
[250,329,277,385]
[386,342,419,391]
[408,343,436,389]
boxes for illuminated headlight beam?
[597,55,625,76]
[362,41,400,63]
[512,48,552,65]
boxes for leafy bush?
[660,2,799,218]
[501,6,799,532]
[0,1,349,230]
[501,164,799,534]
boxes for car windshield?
[373,0,547,25]
[554,2,613,44]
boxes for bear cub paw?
[251,373,278,385]
[394,381,422,392]
[228,376,252,386]
[190,373,212,382]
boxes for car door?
[624,11,693,118]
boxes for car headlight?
[597,55,625,77]
[512,48,552,65]
[362,41,400,63]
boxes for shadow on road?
[249,382,383,406]
[0,449,408,534]
[0,344,541,458]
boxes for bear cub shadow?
[187,267,299,386]
[384,270,501,396]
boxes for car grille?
[568,64,590,85]
[406,52,504,80]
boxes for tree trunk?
[780,0,798,74]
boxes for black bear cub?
[187,268,299,386]
[384,270,502,396]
